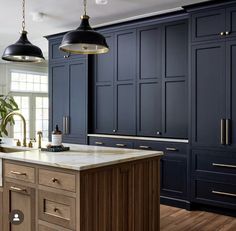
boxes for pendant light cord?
[83,0,87,16]
[22,0,26,31]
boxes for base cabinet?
[3,182,35,231]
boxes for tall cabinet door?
[114,29,136,135]
[64,60,87,143]
[226,40,236,149]
[162,21,188,138]
[49,63,69,138]
[192,42,226,148]
[94,33,114,134]
[137,26,162,137]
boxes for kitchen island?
[0,144,163,231]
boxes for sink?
[0,147,29,153]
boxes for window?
[10,70,49,141]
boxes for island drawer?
[39,190,76,230]
[39,168,76,192]
[4,162,35,183]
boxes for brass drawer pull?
[51,178,59,183]
[212,190,236,197]
[10,171,27,176]
[225,31,231,35]
[116,144,126,147]
[139,145,150,149]
[212,163,236,169]
[220,32,225,36]
[166,147,178,151]
[95,142,104,145]
[10,186,27,192]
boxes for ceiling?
[0,0,211,61]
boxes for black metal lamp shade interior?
[2,31,45,62]
[59,16,109,54]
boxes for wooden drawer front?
[4,162,35,183]
[195,179,236,209]
[39,191,75,230]
[192,150,236,177]
[39,169,76,192]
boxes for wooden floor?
[160,205,236,231]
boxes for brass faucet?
[3,112,27,147]
[37,131,43,149]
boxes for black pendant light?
[2,0,45,62]
[59,0,109,55]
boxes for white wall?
[0,62,48,95]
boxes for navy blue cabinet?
[49,58,87,144]
[93,30,136,135]
[191,5,236,42]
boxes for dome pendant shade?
[2,31,45,62]
[59,15,109,54]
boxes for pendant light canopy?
[59,0,109,55]
[2,0,44,62]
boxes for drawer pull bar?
[166,147,178,151]
[51,178,59,183]
[116,144,126,147]
[139,146,150,149]
[10,186,26,192]
[95,142,104,145]
[212,190,236,197]
[220,119,226,145]
[10,171,27,176]
[212,163,236,169]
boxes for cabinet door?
[226,6,236,38]
[226,40,236,149]
[191,9,225,42]
[49,63,69,138]
[160,155,187,199]
[3,182,35,231]
[114,30,136,135]
[163,21,188,138]
[137,26,162,137]
[137,81,162,136]
[64,60,87,143]
[192,43,226,147]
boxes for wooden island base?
[2,156,160,231]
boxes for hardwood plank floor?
[160,205,236,231]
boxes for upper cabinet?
[191,5,236,42]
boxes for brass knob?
[51,178,58,183]
[156,131,161,135]
[220,32,225,36]
[113,129,116,133]
[54,208,59,212]
[225,31,230,35]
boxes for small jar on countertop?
[51,125,62,146]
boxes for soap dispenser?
[51,125,62,147]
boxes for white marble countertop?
[0,142,163,171]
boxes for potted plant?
[0,94,19,137]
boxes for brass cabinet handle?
[10,171,27,176]
[54,208,59,212]
[51,178,59,183]
[225,31,231,35]
[116,144,126,147]
[212,163,236,169]
[166,147,178,151]
[95,142,104,145]
[113,129,117,133]
[220,119,226,145]
[212,190,236,197]
[220,32,225,36]
[10,186,27,192]
[226,119,231,145]
[139,145,150,149]
[156,131,161,135]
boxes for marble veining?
[0,143,163,171]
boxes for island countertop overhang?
[0,144,163,171]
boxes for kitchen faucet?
[3,112,27,147]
